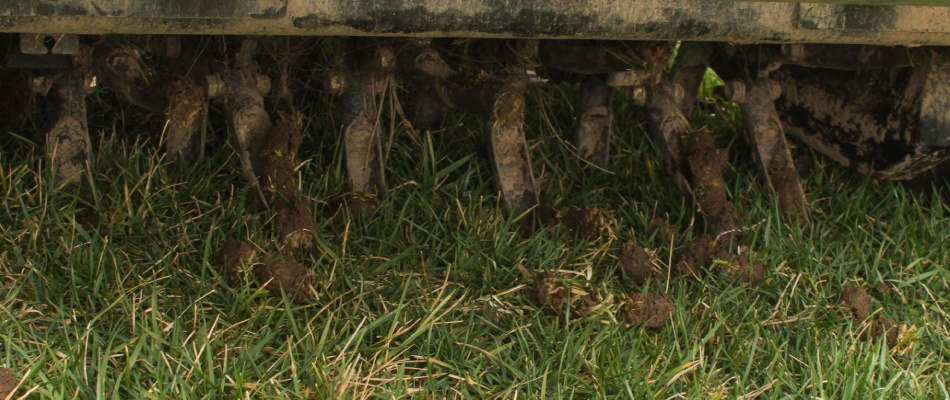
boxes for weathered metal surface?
[1,1,948,45]
[780,44,913,70]
[917,48,950,151]
[798,4,950,33]
[773,51,949,180]
[5,0,287,19]
[715,0,947,5]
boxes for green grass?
[2,68,950,399]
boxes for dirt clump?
[683,130,740,235]
[535,273,568,315]
[621,293,674,328]
[769,165,806,218]
[0,367,17,400]
[342,193,379,218]
[870,316,904,348]
[715,250,766,284]
[573,288,613,319]
[840,285,908,347]
[518,205,613,239]
[559,206,613,239]
[275,201,315,249]
[257,255,316,304]
[154,74,205,167]
[518,204,560,233]
[154,74,204,127]
[874,282,892,295]
[216,241,259,284]
[259,113,315,249]
[75,206,107,234]
[619,241,661,284]
[674,234,722,278]
[649,217,677,244]
[840,286,873,321]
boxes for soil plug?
[621,293,674,328]
[216,241,259,284]
[619,241,662,284]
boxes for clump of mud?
[534,273,614,318]
[216,240,259,284]
[153,73,205,166]
[674,234,721,277]
[342,193,379,218]
[259,113,314,249]
[683,130,740,235]
[769,165,806,217]
[673,234,764,283]
[621,293,674,328]
[840,286,873,321]
[573,288,612,318]
[276,201,315,249]
[535,273,568,315]
[560,206,612,239]
[75,206,106,234]
[256,255,317,304]
[153,74,204,127]
[0,367,16,399]
[215,241,317,303]
[715,250,766,284]
[649,217,677,244]
[619,241,661,284]
[520,204,613,239]
[840,286,908,348]
[519,204,560,233]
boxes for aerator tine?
[331,40,392,204]
[702,44,811,220]
[92,38,206,171]
[395,41,539,215]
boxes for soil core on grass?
[675,234,720,277]
[649,217,677,244]
[839,286,908,347]
[573,288,611,318]
[276,201,315,250]
[217,240,258,284]
[716,250,766,284]
[535,272,567,315]
[560,206,611,239]
[621,293,674,328]
[257,255,316,304]
[0,367,16,399]
[343,193,379,218]
[619,241,660,284]
[75,206,105,233]
[840,286,873,321]
[259,113,315,249]
[769,165,806,217]
[683,130,740,235]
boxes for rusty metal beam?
[1,1,948,46]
